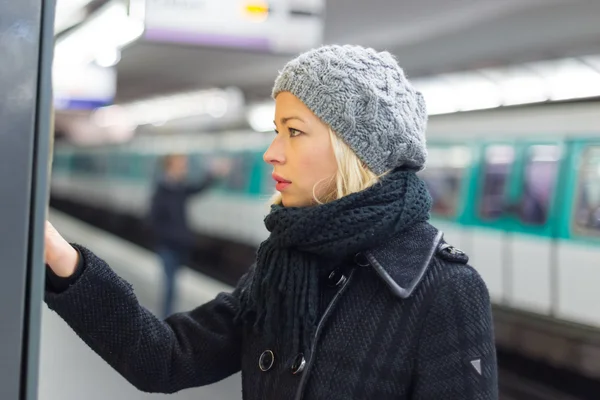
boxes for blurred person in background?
[150,154,231,318]
[44,44,497,399]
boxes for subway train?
[50,102,600,345]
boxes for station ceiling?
[93,0,600,103]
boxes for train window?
[113,153,132,177]
[223,154,252,192]
[51,153,68,172]
[71,154,92,173]
[187,154,206,181]
[140,155,157,180]
[111,154,124,176]
[419,146,471,218]
[479,145,514,220]
[573,146,600,237]
[518,145,561,226]
[261,153,278,196]
[71,153,107,175]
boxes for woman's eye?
[289,128,302,137]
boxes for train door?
[0,0,56,399]
[419,142,474,252]
[555,139,600,327]
[502,141,563,315]
[469,142,517,304]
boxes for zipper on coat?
[293,269,355,400]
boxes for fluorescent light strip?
[247,54,600,131]
[54,1,144,66]
[96,87,245,127]
[54,0,94,34]
[247,101,276,132]
[413,55,600,116]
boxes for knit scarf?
[237,168,432,355]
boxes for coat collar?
[364,222,443,299]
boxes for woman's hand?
[44,221,79,277]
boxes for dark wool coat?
[45,221,498,399]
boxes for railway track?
[500,369,585,400]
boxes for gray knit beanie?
[272,44,428,175]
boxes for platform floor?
[38,209,242,400]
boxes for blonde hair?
[270,128,387,206]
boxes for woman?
[44,45,498,399]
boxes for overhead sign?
[140,0,324,54]
[52,62,116,110]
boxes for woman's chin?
[280,194,311,208]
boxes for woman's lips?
[272,173,291,191]
[276,182,291,191]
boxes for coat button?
[291,353,306,375]
[354,252,370,267]
[446,246,464,255]
[437,243,469,264]
[327,269,347,287]
[259,350,275,372]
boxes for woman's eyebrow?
[274,116,305,125]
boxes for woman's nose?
[263,137,285,165]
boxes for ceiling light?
[112,87,245,126]
[54,1,144,66]
[413,54,600,116]
[54,0,94,33]
[247,102,275,132]
[95,48,121,68]
[526,58,600,101]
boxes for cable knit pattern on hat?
[272,44,428,175]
